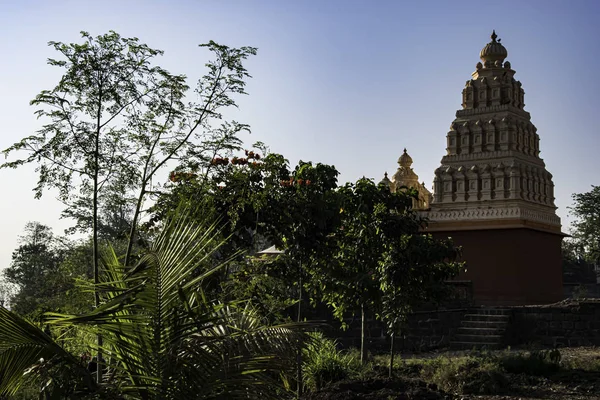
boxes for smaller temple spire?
[491,30,497,42]
[398,148,413,168]
[379,171,392,187]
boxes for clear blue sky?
[1,0,599,269]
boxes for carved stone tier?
[421,31,564,306]
[430,31,560,231]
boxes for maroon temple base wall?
[431,227,564,306]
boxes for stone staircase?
[450,307,512,350]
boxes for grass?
[302,339,600,397]
[302,333,367,391]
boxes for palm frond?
[12,208,308,399]
[0,307,93,395]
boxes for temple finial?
[403,148,407,153]
[491,30,497,42]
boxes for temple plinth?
[426,32,564,305]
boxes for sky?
[0,0,599,270]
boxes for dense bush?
[498,349,561,376]
[420,356,509,395]
[302,333,361,391]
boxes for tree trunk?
[296,262,303,399]
[389,331,395,378]
[361,303,367,364]
[94,92,102,384]
[125,187,145,267]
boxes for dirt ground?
[461,347,600,400]
[305,347,600,400]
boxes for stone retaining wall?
[335,308,466,352]
[508,300,600,347]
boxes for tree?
[315,178,461,366]
[0,210,305,399]
[562,239,596,284]
[378,233,461,377]
[155,150,341,398]
[2,223,65,315]
[2,31,257,380]
[0,279,16,310]
[315,178,405,363]
[569,185,600,263]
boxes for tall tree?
[2,31,256,380]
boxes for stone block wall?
[508,300,600,347]
[334,308,467,353]
[563,283,600,299]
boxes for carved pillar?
[498,117,509,151]
[523,166,533,201]
[433,173,442,203]
[447,128,458,156]
[442,167,454,203]
[478,77,488,108]
[465,81,475,108]
[533,169,542,203]
[459,123,470,155]
[490,78,501,106]
[455,167,467,202]
[485,120,496,152]
[480,164,492,201]
[493,163,506,200]
[508,162,521,199]
[466,165,480,202]
[516,125,524,152]
[472,120,483,153]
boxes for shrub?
[302,333,360,391]
[499,349,561,376]
[420,356,508,395]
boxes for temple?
[380,149,432,210]
[383,32,564,305]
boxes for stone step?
[454,334,504,343]
[457,327,505,336]
[463,314,510,322]
[473,308,512,316]
[450,341,505,351]
[461,320,508,329]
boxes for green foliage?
[302,333,360,392]
[378,233,462,334]
[419,356,508,395]
[382,349,563,395]
[1,31,258,274]
[153,150,342,330]
[562,239,596,284]
[2,222,96,318]
[311,177,461,368]
[569,185,600,263]
[0,210,305,399]
[3,223,66,315]
[221,255,298,324]
[498,349,562,376]
[317,178,405,321]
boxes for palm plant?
[0,210,304,399]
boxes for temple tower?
[427,32,564,305]
[380,149,432,210]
